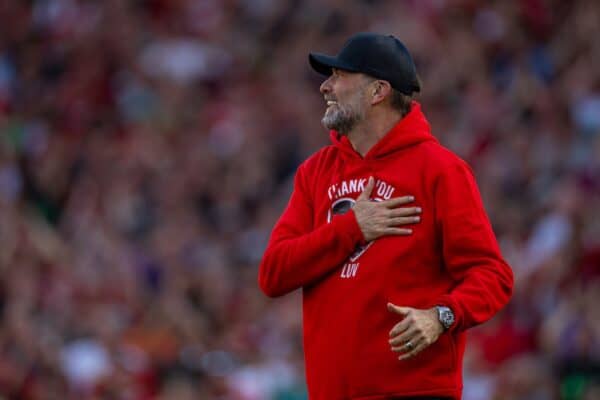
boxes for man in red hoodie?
[258,32,513,400]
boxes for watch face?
[438,307,454,329]
[442,311,453,325]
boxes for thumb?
[387,303,412,316]
[357,176,375,201]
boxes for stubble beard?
[321,102,363,135]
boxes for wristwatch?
[436,306,455,330]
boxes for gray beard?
[321,105,361,135]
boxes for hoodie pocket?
[349,324,458,397]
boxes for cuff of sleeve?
[331,210,366,248]
[433,295,464,333]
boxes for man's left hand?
[387,303,444,360]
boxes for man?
[258,32,513,400]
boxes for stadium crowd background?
[0,0,599,399]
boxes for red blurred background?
[0,0,598,399]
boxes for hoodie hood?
[329,101,437,160]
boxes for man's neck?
[347,111,403,157]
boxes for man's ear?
[371,81,392,105]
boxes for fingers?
[357,176,375,201]
[388,307,443,360]
[387,303,412,317]
[389,326,418,347]
[388,207,422,218]
[381,195,415,208]
[354,182,420,241]
[388,320,410,340]
[389,334,424,354]
[389,319,410,336]
[398,337,428,360]
[388,305,417,344]
[381,228,412,236]
[387,216,420,226]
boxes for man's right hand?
[352,176,421,242]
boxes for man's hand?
[353,177,421,242]
[387,303,444,360]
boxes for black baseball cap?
[309,32,420,95]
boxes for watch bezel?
[436,306,455,330]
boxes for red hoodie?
[258,102,513,399]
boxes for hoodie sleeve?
[258,163,364,298]
[432,159,513,332]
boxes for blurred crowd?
[0,0,599,399]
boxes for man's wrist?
[427,307,444,334]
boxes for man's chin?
[322,110,339,128]
[322,108,358,134]
[322,122,348,135]
[321,117,337,131]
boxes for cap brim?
[309,53,360,76]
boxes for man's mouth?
[326,100,337,107]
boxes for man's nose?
[320,76,332,94]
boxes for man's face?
[320,69,372,134]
